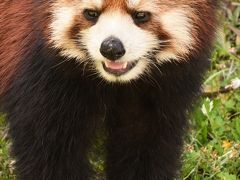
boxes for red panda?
[0,0,217,179]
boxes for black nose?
[100,36,126,61]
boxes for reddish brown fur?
[70,15,93,39]
[103,0,127,11]
[0,1,34,97]
[0,1,52,98]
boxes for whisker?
[51,58,70,69]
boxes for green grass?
[180,2,240,179]
[0,1,240,180]
[0,114,15,180]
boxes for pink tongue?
[105,61,127,70]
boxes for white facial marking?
[50,4,85,59]
[127,0,142,8]
[81,11,158,82]
[127,0,157,11]
[157,9,194,61]
[81,0,104,9]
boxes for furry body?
[0,1,217,179]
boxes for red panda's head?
[49,0,217,82]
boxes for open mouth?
[102,60,138,76]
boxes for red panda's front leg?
[4,58,103,180]
[105,99,186,180]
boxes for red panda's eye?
[83,9,100,22]
[132,11,151,24]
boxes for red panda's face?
[49,0,216,82]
